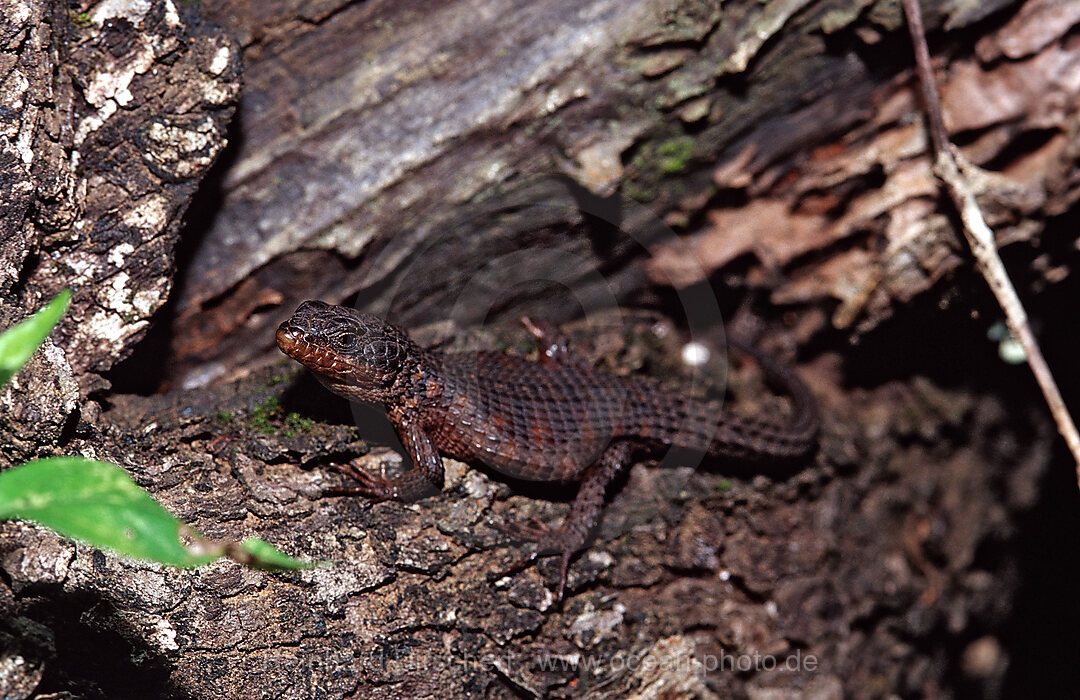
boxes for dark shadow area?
[816,231,1080,699]
[12,582,193,699]
[832,274,1015,394]
[277,370,407,463]
[1001,441,1080,698]
[999,206,1080,699]
[276,370,356,427]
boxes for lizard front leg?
[496,440,631,601]
[329,413,443,502]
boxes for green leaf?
[0,456,217,568]
[0,290,72,387]
[238,537,317,570]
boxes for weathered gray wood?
[170,0,1051,387]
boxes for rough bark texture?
[2,0,1079,698]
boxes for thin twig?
[900,0,1080,488]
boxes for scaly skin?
[276,300,819,599]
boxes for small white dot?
[681,341,710,367]
[999,338,1026,364]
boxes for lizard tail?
[629,339,819,463]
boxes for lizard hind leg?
[493,441,631,601]
[519,316,573,365]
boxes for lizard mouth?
[275,324,354,381]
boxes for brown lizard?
[276,301,819,599]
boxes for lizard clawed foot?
[321,460,399,501]
[491,516,576,602]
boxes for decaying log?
[2,0,1078,698]
[164,0,1080,389]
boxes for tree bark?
[2,0,1078,698]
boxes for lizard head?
[276,301,419,403]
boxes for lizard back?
[423,345,818,482]
[426,352,638,481]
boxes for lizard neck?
[382,348,441,411]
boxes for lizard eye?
[337,332,358,349]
